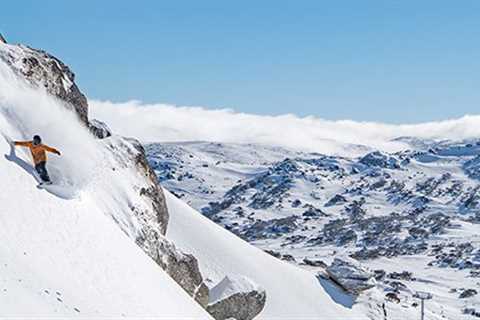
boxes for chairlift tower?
[414,291,433,320]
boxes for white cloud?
[90,99,480,156]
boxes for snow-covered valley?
[147,140,480,319]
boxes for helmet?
[33,135,41,145]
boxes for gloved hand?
[55,150,61,156]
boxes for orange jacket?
[14,141,61,165]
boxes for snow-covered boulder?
[206,275,266,320]
[89,119,112,139]
[326,257,376,294]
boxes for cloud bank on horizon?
[90,100,480,156]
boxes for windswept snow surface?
[0,55,210,317]
[165,189,369,319]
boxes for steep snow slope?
[0,55,211,317]
[165,189,370,319]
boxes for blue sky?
[3,1,480,123]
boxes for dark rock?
[388,271,414,281]
[291,199,302,207]
[240,216,298,241]
[281,254,296,262]
[460,289,478,299]
[373,269,386,281]
[89,119,112,139]
[302,206,327,218]
[0,44,89,124]
[325,194,347,207]
[385,292,400,303]
[303,258,327,268]
[370,179,387,190]
[387,281,407,292]
[264,250,281,259]
[464,308,480,318]
[154,237,209,307]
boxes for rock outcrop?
[326,257,376,294]
[155,236,209,307]
[0,43,88,124]
[89,119,112,139]
[359,151,400,169]
[106,137,169,236]
[206,275,266,320]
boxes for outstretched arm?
[14,141,31,147]
[43,145,61,155]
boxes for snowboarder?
[13,135,61,185]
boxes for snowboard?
[37,181,53,189]
[37,181,78,199]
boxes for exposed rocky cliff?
[0,43,88,124]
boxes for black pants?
[35,161,51,182]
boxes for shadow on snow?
[2,133,76,200]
